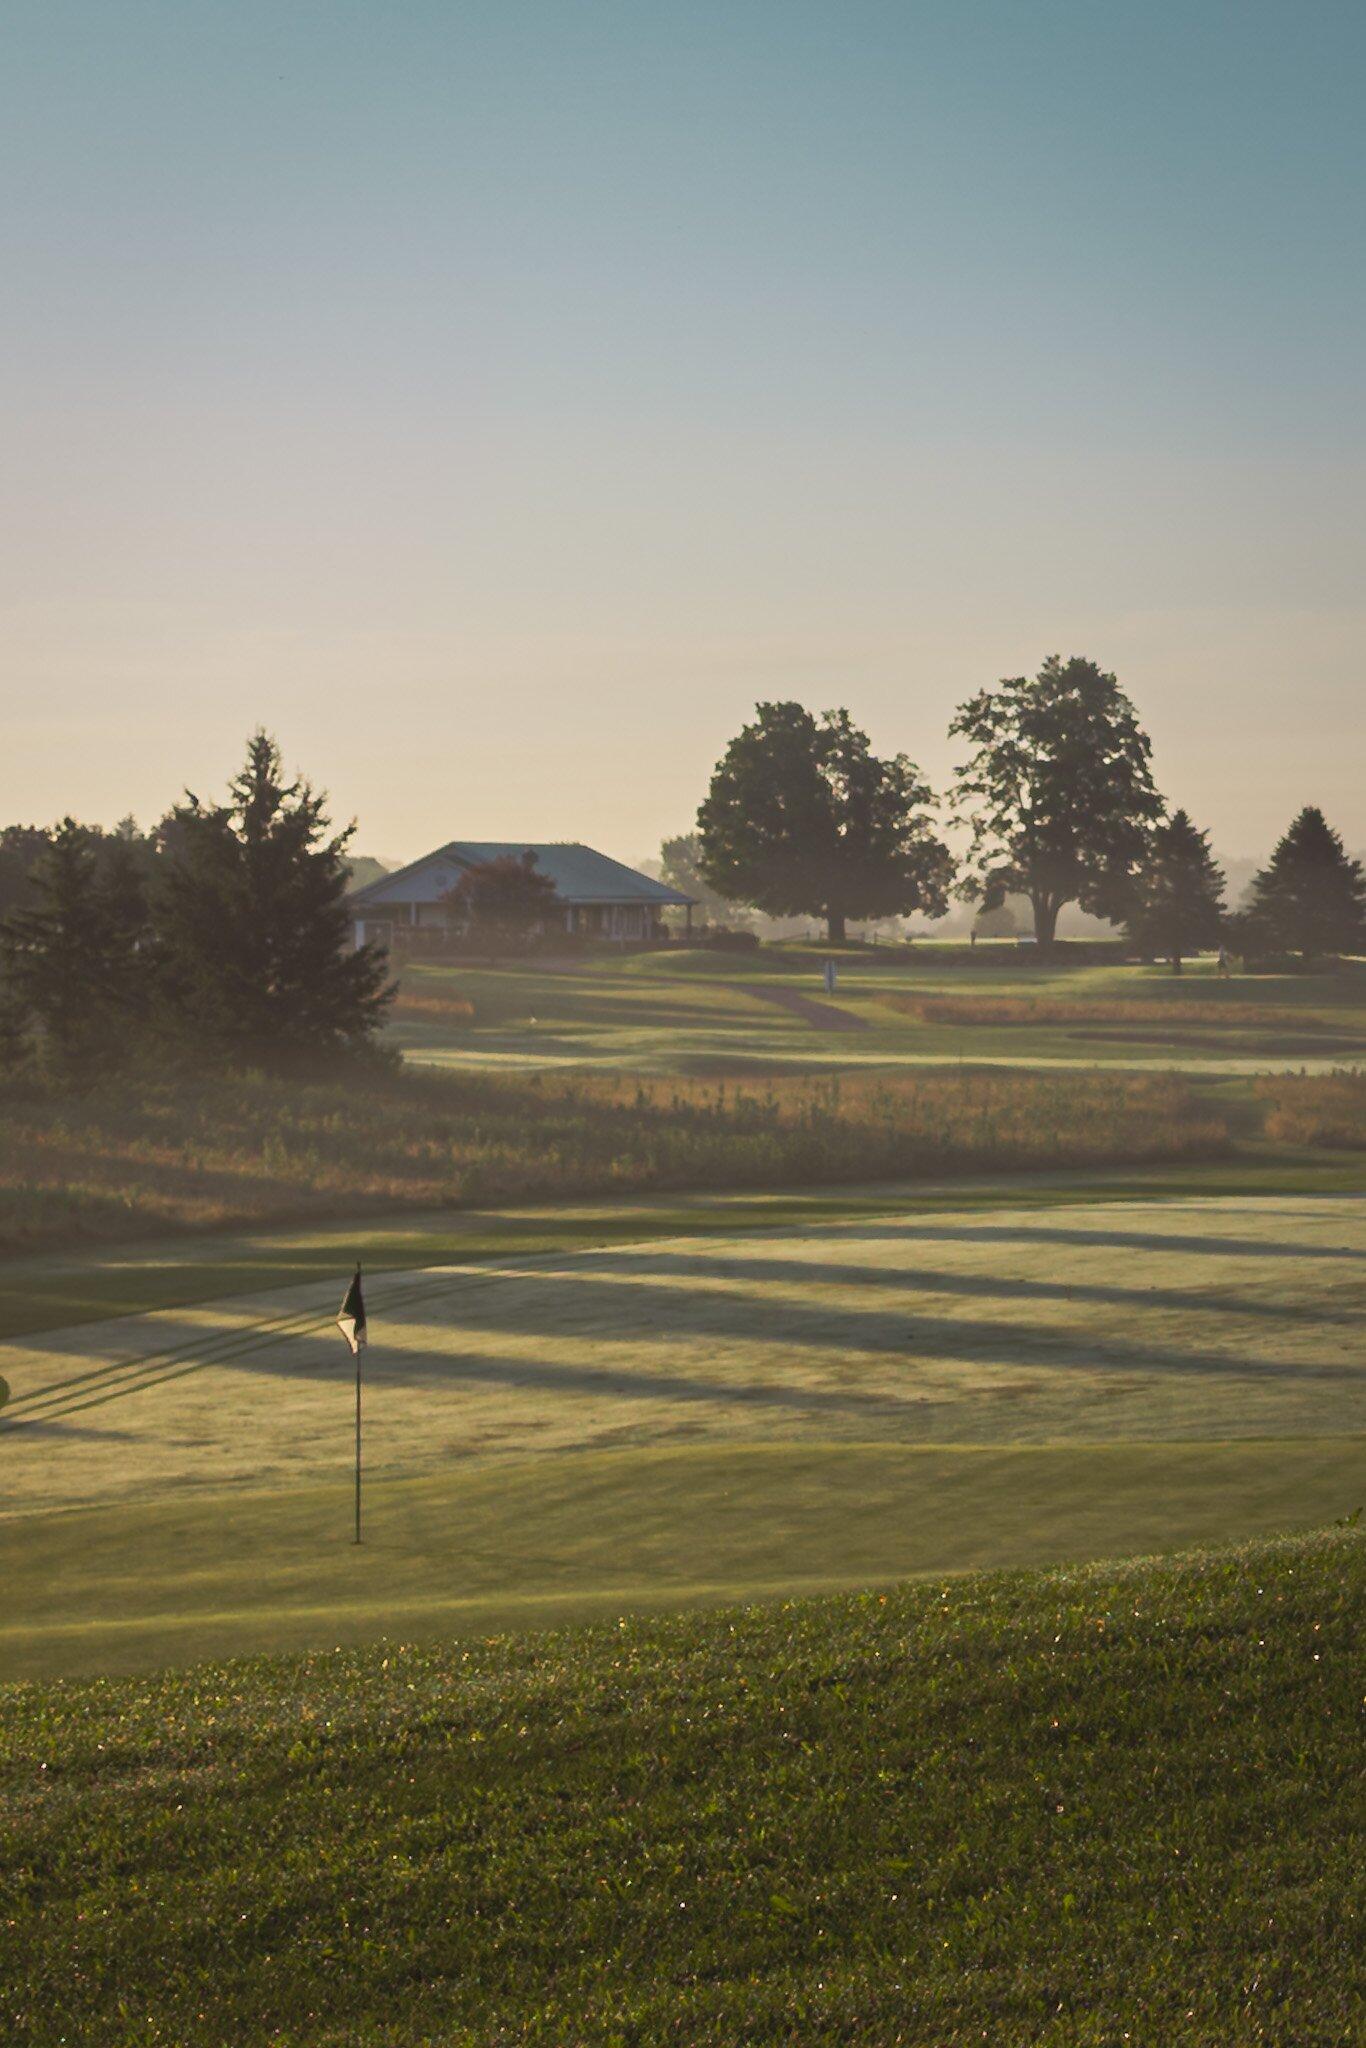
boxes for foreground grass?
[0,1064,1234,1257]
[3,1438,1360,1683]
[1,1530,1359,2045]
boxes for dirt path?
[735,982,871,1030]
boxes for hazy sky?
[4,0,1364,865]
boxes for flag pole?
[354,1334,362,1546]
[336,1261,368,1546]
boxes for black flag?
[337,1266,367,1355]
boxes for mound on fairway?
[1,1531,1359,2046]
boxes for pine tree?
[1125,810,1226,973]
[0,819,136,1078]
[96,831,156,1020]
[1241,807,1366,963]
[156,731,393,1065]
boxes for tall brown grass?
[0,1066,1231,1257]
[886,993,1316,1028]
[1253,1070,1366,1149]
[388,989,477,1026]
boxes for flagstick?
[337,1261,367,1547]
[353,1340,363,1545]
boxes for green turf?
[3,1438,1361,1683]
[391,952,1366,1075]
[1,1529,1359,2044]
[0,1154,1357,1343]
[3,1182,1360,1680]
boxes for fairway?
[2,1190,1361,1678]
[390,952,1366,1075]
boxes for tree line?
[677,654,1365,966]
[2,659,1361,1083]
[0,733,391,1082]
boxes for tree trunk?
[1032,896,1059,950]
[1170,952,1183,974]
[826,910,847,945]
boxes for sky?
[3,0,1364,866]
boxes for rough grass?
[886,991,1335,1028]
[388,987,477,1026]
[1,1530,1359,2046]
[0,1066,1232,1257]
[1254,1069,1366,1148]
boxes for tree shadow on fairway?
[815,1218,1366,1262]
[581,1248,1360,1324]
[188,1263,1362,1397]
[14,1199,1360,1437]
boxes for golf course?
[390,943,1366,1073]
[2,951,1361,1684]
[2,946,1362,2040]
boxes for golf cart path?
[733,982,870,1029]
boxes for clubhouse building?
[347,841,693,947]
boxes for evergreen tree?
[949,655,1163,949]
[1125,810,1225,973]
[697,702,953,944]
[0,819,135,1078]
[0,824,53,919]
[1241,807,1366,962]
[156,731,393,1064]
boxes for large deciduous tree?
[658,833,754,930]
[1124,810,1225,973]
[156,731,393,1065]
[1240,807,1366,962]
[446,852,560,957]
[949,655,1163,949]
[697,702,953,944]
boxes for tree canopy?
[658,833,754,929]
[949,655,1163,948]
[1124,810,1225,973]
[1239,807,1366,962]
[697,702,953,944]
[446,852,560,955]
[0,819,145,1079]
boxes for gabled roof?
[347,841,693,909]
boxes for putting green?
[3,1438,1361,1681]
[1,1191,1361,1678]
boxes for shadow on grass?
[816,1218,1366,1261]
